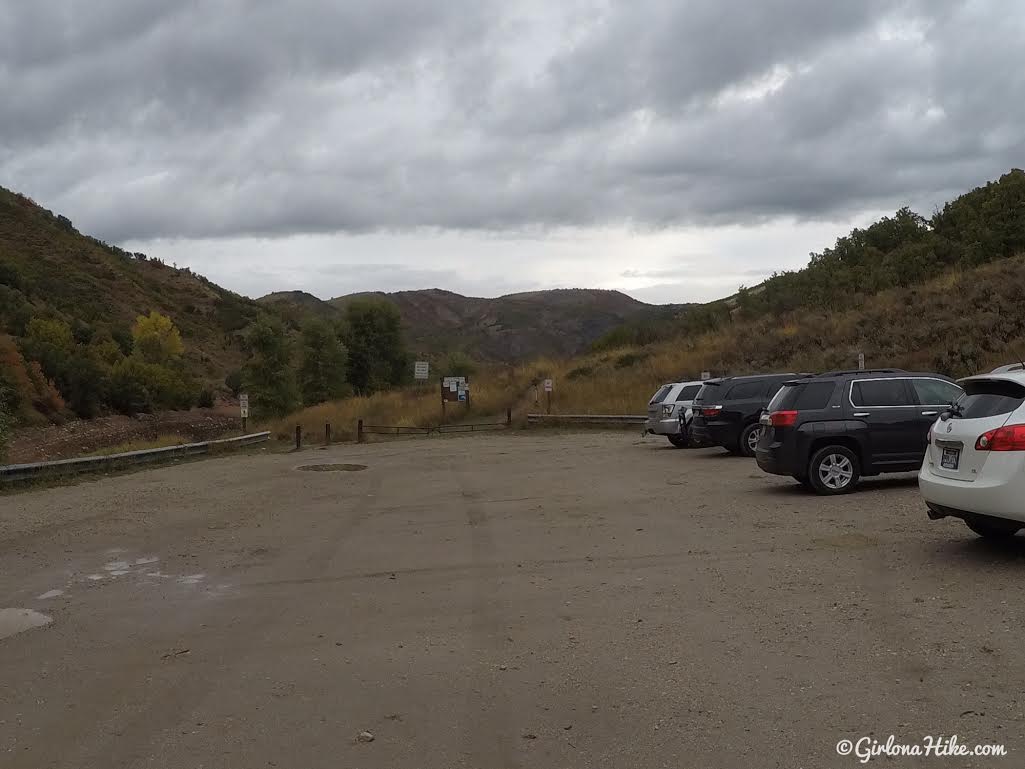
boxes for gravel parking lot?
[1,431,1022,768]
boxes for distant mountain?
[319,287,661,361]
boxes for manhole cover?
[298,463,368,472]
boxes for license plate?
[941,447,960,470]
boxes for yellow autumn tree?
[132,311,184,365]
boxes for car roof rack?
[818,368,907,377]
[991,363,1025,373]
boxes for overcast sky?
[3,0,1023,304]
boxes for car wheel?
[738,423,761,458]
[667,434,689,448]
[807,445,860,495]
[965,518,1021,539]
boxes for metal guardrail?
[526,414,647,425]
[0,431,271,485]
[357,414,512,442]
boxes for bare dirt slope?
[7,406,240,463]
[0,433,1019,768]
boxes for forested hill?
[592,169,1025,351]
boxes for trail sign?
[543,379,554,392]
[701,371,711,381]
[858,353,865,370]
[414,361,430,380]
[239,393,249,419]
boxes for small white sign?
[414,360,430,380]
[858,353,865,370]
[239,393,249,419]
[700,371,711,381]
[543,378,554,392]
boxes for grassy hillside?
[0,188,268,383]
[0,187,281,426]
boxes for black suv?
[690,373,812,457]
[755,369,963,494]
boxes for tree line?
[0,296,410,459]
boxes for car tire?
[738,423,761,458]
[965,518,1021,539]
[807,445,860,495]
[667,434,689,448]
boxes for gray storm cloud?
[1,0,1022,244]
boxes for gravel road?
[1,432,1021,768]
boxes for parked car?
[755,369,962,494]
[691,373,811,457]
[646,380,704,447]
[920,366,1025,538]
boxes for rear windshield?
[679,384,701,400]
[693,382,722,404]
[956,379,1025,419]
[770,381,836,411]
[649,385,673,405]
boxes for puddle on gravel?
[298,463,368,472]
[0,609,53,640]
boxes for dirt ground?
[1,431,1021,768]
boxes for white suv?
[646,380,704,448]
[920,365,1025,538]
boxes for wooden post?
[295,425,302,451]
[546,389,552,415]
[506,407,512,427]
[440,376,446,422]
[357,419,364,444]
[325,423,332,445]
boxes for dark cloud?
[2,0,1022,245]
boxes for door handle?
[853,412,869,418]
[921,410,938,416]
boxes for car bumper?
[691,422,732,448]
[755,448,791,476]
[919,454,1025,522]
[646,417,682,436]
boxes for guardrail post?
[295,425,302,451]
[357,419,365,444]
[506,407,512,427]
[325,423,332,445]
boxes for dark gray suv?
[755,369,963,494]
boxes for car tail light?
[700,405,722,417]
[976,424,1025,451]
[769,410,798,427]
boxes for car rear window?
[679,384,701,400]
[725,380,764,400]
[956,379,1025,419]
[851,379,911,407]
[693,382,722,404]
[771,381,836,410]
[649,385,673,405]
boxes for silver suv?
[646,380,704,447]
